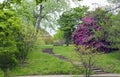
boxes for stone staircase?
[91,66,108,74]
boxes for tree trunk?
[87,57,91,77]
[65,40,69,46]
[3,69,8,77]
[36,4,43,33]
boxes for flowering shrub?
[72,16,110,52]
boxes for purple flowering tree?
[72,16,110,52]
[71,16,111,77]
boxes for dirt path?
[42,48,69,61]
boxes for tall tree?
[57,6,88,46]
[34,0,69,33]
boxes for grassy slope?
[53,45,120,73]
[53,45,80,61]
[95,51,120,73]
[0,45,120,77]
[0,45,83,77]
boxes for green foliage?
[88,8,119,50]
[53,30,65,46]
[53,30,64,40]
[42,0,68,14]
[0,9,21,77]
[0,2,37,77]
[0,51,18,70]
[0,0,73,76]
[35,31,46,45]
[107,12,120,49]
[58,7,88,31]
[88,8,112,30]
[87,8,115,50]
[39,29,53,45]
[8,45,84,75]
[36,0,47,5]
[15,25,36,64]
[0,0,22,9]
[15,0,36,25]
[37,0,69,31]
[57,6,88,45]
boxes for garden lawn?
[53,45,80,61]
[53,45,120,73]
[0,45,120,77]
[0,45,83,77]
[24,45,120,74]
[94,50,120,73]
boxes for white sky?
[0,0,3,2]
[70,0,109,10]
[0,0,109,7]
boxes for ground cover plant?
[0,45,85,77]
[53,45,80,61]
[53,46,120,74]
[0,45,120,77]
[94,50,120,73]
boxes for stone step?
[43,49,109,75]
[91,67,108,74]
[94,71,107,74]
[93,69,107,74]
[73,62,82,65]
[91,67,100,70]
[93,69,103,72]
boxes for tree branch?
[105,5,120,13]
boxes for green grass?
[36,45,80,61]
[51,45,120,73]
[94,51,120,73]
[54,46,120,73]
[0,45,120,77]
[0,45,84,77]
[53,45,120,73]
[53,45,80,61]
[0,70,3,77]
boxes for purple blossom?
[72,16,110,52]
[82,16,96,24]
